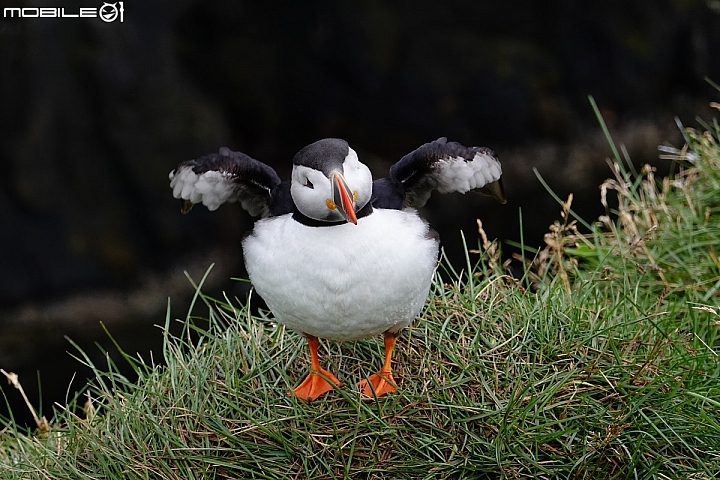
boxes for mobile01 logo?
[4,2,124,22]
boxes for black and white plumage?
[382,137,505,209]
[170,147,282,216]
[169,137,505,400]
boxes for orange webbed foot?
[291,335,341,401]
[292,369,341,401]
[358,331,399,397]
[358,371,397,397]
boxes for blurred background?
[1,0,719,427]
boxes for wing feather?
[389,137,506,209]
[169,147,282,217]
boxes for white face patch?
[339,148,372,210]
[290,147,373,222]
[291,165,339,221]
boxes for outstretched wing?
[169,147,282,217]
[385,137,506,209]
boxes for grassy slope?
[1,117,719,479]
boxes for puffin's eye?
[305,179,314,189]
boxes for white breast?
[242,209,440,341]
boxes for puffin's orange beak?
[331,172,358,225]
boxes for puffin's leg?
[358,331,398,397]
[292,335,341,401]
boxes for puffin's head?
[290,139,372,224]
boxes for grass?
[1,106,720,478]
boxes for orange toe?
[358,372,397,397]
[292,369,341,401]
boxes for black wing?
[169,147,283,217]
[380,137,506,210]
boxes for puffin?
[169,137,505,400]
